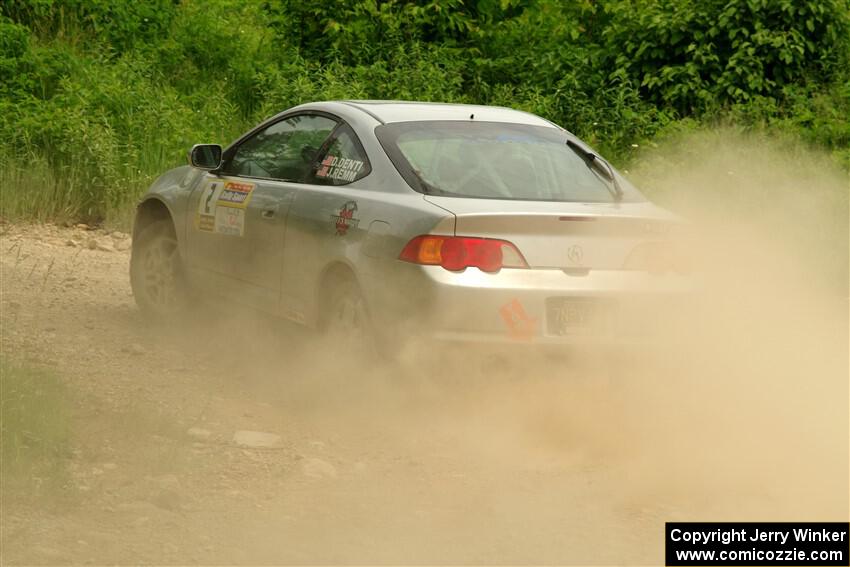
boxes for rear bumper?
[367,262,695,349]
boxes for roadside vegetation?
[0,0,848,225]
[0,357,72,504]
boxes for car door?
[185,113,338,313]
[280,122,375,325]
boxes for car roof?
[339,100,560,128]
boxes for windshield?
[375,121,644,203]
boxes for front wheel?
[130,219,188,320]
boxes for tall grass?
[1,0,847,226]
[0,358,72,502]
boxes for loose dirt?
[1,220,847,565]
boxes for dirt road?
[1,222,846,565]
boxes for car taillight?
[399,235,528,273]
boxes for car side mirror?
[188,144,223,170]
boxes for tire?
[321,277,378,358]
[130,219,189,320]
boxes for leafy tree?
[0,0,847,221]
[603,0,850,113]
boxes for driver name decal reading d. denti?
[316,155,364,183]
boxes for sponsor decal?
[331,200,359,236]
[196,180,255,236]
[215,207,245,237]
[316,155,365,183]
[499,298,537,340]
[217,181,253,208]
[198,214,215,232]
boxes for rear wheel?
[322,277,378,358]
[130,219,188,320]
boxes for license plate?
[546,298,614,336]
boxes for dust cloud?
[184,128,847,562]
[2,128,847,565]
[614,128,849,525]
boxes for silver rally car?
[130,101,690,351]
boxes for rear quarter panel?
[281,187,454,330]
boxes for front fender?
[134,166,204,257]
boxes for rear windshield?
[376,121,644,203]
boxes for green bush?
[3,0,176,50]
[0,0,847,224]
[603,0,850,113]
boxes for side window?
[225,114,337,182]
[308,124,372,186]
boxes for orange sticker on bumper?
[499,298,537,340]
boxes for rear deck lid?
[423,196,683,270]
